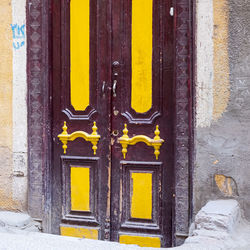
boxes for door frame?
[27,0,194,246]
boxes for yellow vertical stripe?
[71,167,90,211]
[61,225,98,239]
[131,172,152,219]
[70,0,89,111]
[131,0,153,113]
[213,0,230,119]
[120,235,161,248]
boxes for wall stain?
[215,174,239,197]
[0,189,21,211]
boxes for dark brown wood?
[61,0,98,121]
[61,156,99,224]
[27,0,194,246]
[50,0,111,239]
[173,0,194,246]
[27,0,51,226]
[121,161,162,230]
[120,0,163,125]
[110,0,174,246]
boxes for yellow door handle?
[58,121,101,155]
[118,124,164,160]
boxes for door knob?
[112,130,119,137]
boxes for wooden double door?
[52,0,174,247]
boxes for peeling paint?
[215,174,238,197]
[213,0,230,119]
[194,0,250,221]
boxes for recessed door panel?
[117,0,163,124]
[71,166,90,212]
[61,157,99,224]
[130,172,153,219]
[120,162,162,231]
[62,0,98,120]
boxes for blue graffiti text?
[11,24,25,50]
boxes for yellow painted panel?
[120,235,161,248]
[131,172,152,219]
[71,167,90,211]
[60,225,98,239]
[131,0,153,113]
[70,0,89,111]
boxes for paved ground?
[0,200,249,250]
[0,224,249,250]
[0,231,224,250]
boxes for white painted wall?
[196,0,214,128]
[12,0,27,209]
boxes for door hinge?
[170,7,174,17]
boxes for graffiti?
[13,41,25,50]
[232,77,250,110]
[11,24,25,50]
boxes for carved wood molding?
[27,0,193,245]
[174,0,193,246]
[27,0,43,219]
[27,0,50,226]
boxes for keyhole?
[112,130,119,137]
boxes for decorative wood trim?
[173,0,193,246]
[27,0,51,231]
[27,0,194,245]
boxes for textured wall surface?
[196,0,214,128]
[0,0,14,210]
[12,0,27,211]
[0,0,27,211]
[194,0,250,220]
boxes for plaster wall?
[194,0,250,220]
[12,0,27,211]
[196,0,213,128]
[0,0,14,210]
[0,0,27,211]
